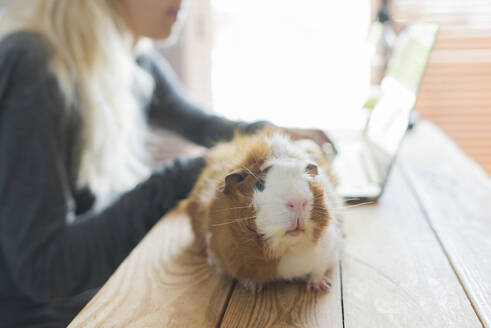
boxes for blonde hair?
[0,0,155,209]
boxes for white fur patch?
[205,232,222,268]
[277,221,343,280]
[252,132,343,278]
[261,134,312,171]
[253,134,322,252]
[253,160,314,246]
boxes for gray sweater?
[0,31,264,327]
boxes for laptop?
[330,22,439,203]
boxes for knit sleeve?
[137,49,268,147]
[0,31,205,303]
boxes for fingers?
[284,128,338,155]
[312,129,338,155]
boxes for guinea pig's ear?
[223,171,247,194]
[305,163,318,177]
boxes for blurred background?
[0,0,489,175]
[163,0,491,175]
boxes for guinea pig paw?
[306,276,332,292]
[239,278,263,294]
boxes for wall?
[392,0,491,175]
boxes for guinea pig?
[184,127,343,293]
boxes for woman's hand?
[281,127,338,155]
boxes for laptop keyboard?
[334,148,373,189]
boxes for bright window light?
[211,0,371,130]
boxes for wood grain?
[220,264,343,327]
[399,121,491,326]
[68,123,489,327]
[68,211,233,328]
[341,163,481,327]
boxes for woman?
[0,0,333,326]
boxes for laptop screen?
[365,23,438,177]
[385,23,439,93]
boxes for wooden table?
[69,122,491,328]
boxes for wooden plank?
[432,131,491,138]
[399,121,491,326]
[430,50,491,63]
[417,85,491,93]
[424,65,491,73]
[435,37,491,49]
[421,123,491,130]
[418,107,491,115]
[68,211,234,328]
[417,94,491,102]
[420,114,491,121]
[220,262,343,327]
[342,165,481,327]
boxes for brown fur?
[309,181,330,243]
[184,127,335,283]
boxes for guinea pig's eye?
[255,179,265,191]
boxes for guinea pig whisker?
[212,205,254,212]
[210,216,257,227]
[222,216,256,222]
[328,201,375,210]
[242,166,261,182]
[311,209,331,214]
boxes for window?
[211,0,371,130]
[393,0,491,174]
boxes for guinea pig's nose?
[286,198,308,232]
[286,199,308,212]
